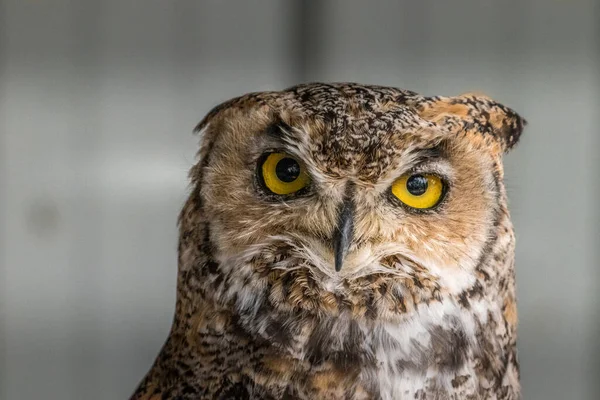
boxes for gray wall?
[1,1,598,399]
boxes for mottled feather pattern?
[132,83,525,399]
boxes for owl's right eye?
[258,152,310,196]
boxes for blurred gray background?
[1,1,599,399]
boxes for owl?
[131,83,525,400]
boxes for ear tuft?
[415,93,526,153]
[194,96,244,133]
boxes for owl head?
[177,83,525,335]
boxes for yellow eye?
[391,173,444,209]
[259,152,310,195]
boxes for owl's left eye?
[391,173,445,210]
[258,152,310,196]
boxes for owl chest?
[364,318,475,399]
[268,305,481,399]
[228,294,495,398]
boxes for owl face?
[192,84,523,322]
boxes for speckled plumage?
[131,83,525,400]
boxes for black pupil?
[406,175,428,196]
[275,157,300,182]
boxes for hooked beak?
[333,197,354,272]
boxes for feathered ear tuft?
[415,93,526,153]
[189,100,235,186]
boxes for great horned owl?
[131,83,525,400]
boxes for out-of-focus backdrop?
[1,1,598,399]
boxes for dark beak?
[333,197,354,272]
